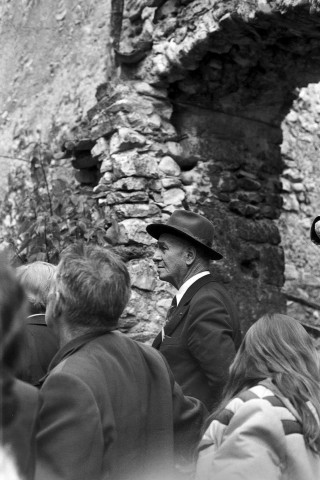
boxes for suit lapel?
[152,331,163,349]
[163,304,188,337]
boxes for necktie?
[166,296,177,323]
[162,296,177,342]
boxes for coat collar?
[176,271,210,305]
[153,274,216,349]
[36,328,116,387]
[175,273,216,308]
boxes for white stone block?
[162,188,185,205]
[159,156,181,176]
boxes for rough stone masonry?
[4,0,320,340]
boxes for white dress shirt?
[175,271,210,306]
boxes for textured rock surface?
[278,83,320,327]
[0,0,112,197]
[3,0,320,340]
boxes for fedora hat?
[146,210,223,260]
[311,216,320,245]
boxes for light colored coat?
[195,382,320,480]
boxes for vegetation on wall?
[0,145,110,264]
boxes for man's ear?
[185,246,197,266]
[51,290,64,319]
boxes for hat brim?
[146,223,223,260]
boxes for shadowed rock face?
[3,1,320,338]
[0,0,112,197]
[82,1,320,335]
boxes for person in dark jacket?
[16,261,58,385]
[147,209,242,410]
[36,244,207,480]
[0,253,41,480]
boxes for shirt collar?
[176,271,210,305]
[27,313,46,325]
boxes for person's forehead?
[158,233,183,247]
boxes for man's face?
[153,233,188,288]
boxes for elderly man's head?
[46,244,131,332]
[16,261,56,314]
[152,233,209,288]
[147,210,222,289]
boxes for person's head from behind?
[224,313,320,452]
[229,313,320,386]
[16,261,56,314]
[46,244,131,335]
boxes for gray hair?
[56,244,131,329]
[16,261,57,313]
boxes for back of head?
[224,313,320,452]
[17,261,56,314]
[233,313,320,387]
[56,244,131,329]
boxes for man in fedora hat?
[35,244,206,480]
[147,209,241,410]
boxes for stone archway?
[65,0,320,338]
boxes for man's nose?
[153,249,161,262]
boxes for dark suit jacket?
[36,330,207,480]
[2,379,41,480]
[153,275,242,411]
[17,314,59,385]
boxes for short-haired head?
[55,244,131,330]
[16,261,56,313]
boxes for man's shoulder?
[189,276,231,301]
[14,379,40,404]
[48,332,165,380]
[187,277,239,329]
[47,338,109,383]
[43,332,173,404]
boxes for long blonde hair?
[209,314,320,453]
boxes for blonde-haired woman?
[196,313,320,480]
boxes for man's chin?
[157,269,168,281]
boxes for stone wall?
[3,0,320,340]
[63,0,320,337]
[278,83,320,327]
[0,0,112,198]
